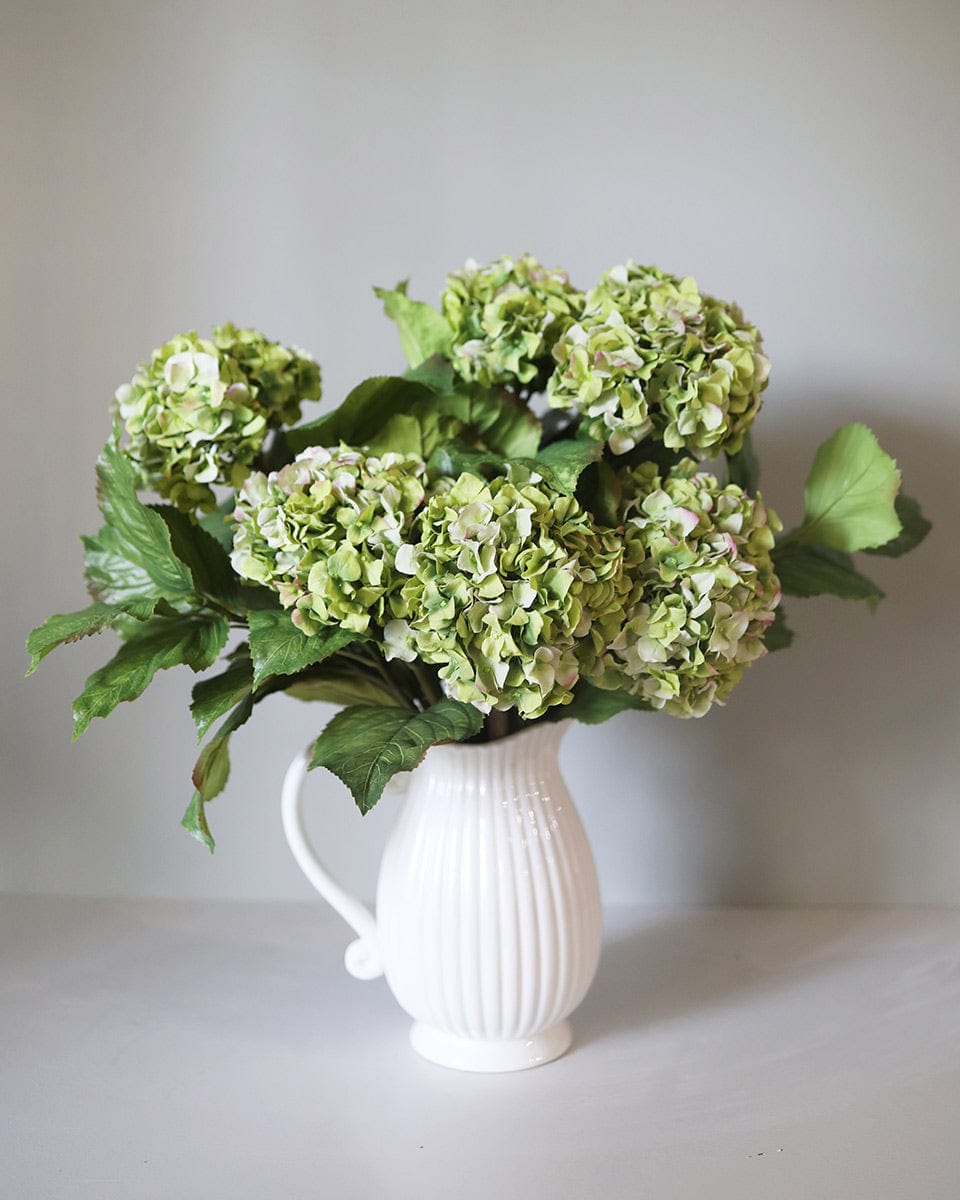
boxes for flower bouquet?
[27,256,929,850]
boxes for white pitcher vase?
[281,720,602,1072]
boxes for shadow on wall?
[571,396,960,906]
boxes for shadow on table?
[573,908,877,1047]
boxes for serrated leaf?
[552,683,651,726]
[726,430,760,494]
[863,493,931,558]
[186,693,256,850]
[285,376,439,454]
[374,284,452,368]
[433,389,542,459]
[72,616,229,738]
[796,423,902,551]
[152,505,238,605]
[25,598,155,675]
[247,609,359,688]
[774,543,884,608]
[309,699,483,813]
[86,429,194,602]
[181,791,215,853]
[764,605,795,652]
[190,654,254,741]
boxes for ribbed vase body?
[375,722,602,1067]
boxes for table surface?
[3,897,959,1200]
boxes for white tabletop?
[3,898,959,1199]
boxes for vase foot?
[409,1020,572,1073]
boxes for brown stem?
[485,709,510,742]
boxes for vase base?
[409,1020,572,1073]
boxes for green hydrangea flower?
[231,446,426,635]
[548,263,769,457]
[441,255,583,390]
[115,325,321,512]
[383,471,629,718]
[594,460,782,717]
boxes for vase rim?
[430,717,571,758]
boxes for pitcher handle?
[280,750,383,981]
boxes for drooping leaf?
[764,605,795,652]
[796,423,902,551]
[309,699,483,813]
[25,598,155,676]
[863,493,931,558]
[72,615,229,738]
[247,609,359,689]
[152,505,238,606]
[184,693,256,851]
[374,284,452,368]
[554,683,652,726]
[86,428,194,602]
[190,654,254,741]
[726,430,760,494]
[773,543,884,608]
[285,376,440,454]
[181,791,215,853]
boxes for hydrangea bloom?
[594,460,782,717]
[383,471,629,718]
[548,263,769,457]
[231,446,427,635]
[115,325,321,512]
[441,255,583,390]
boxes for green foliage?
[427,431,602,496]
[774,543,884,608]
[247,609,359,689]
[374,283,452,367]
[26,598,154,676]
[764,606,795,652]
[795,424,901,551]
[284,662,406,709]
[554,683,651,725]
[726,430,760,494]
[152,505,238,606]
[190,655,254,741]
[863,493,931,558]
[309,699,484,813]
[72,616,229,738]
[84,429,194,604]
[185,693,256,851]
[285,376,439,454]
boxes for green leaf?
[198,502,237,553]
[535,434,605,494]
[152,506,238,605]
[181,791,215,853]
[285,376,440,454]
[72,615,229,738]
[764,605,795,652]
[25,598,154,675]
[190,654,254,741]
[773,543,884,608]
[577,461,622,527]
[247,609,359,689]
[374,283,452,368]
[796,423,902,551]
[284,662,406,709]
[433,388,542,459]
[726,430,760,494]
[185,692,256,850]
[85,428,194,603]
[309,699,484,813]
[554,683,652,726]
[863,493,931,558]
[403,355,456,393]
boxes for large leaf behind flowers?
[83,428,194,604]
[374,283,452,367]
[795,424,901,551]
[309,699,484,813]
[246,609,359,688]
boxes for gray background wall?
[3,0,959,905]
